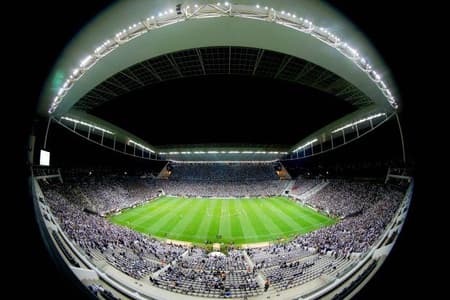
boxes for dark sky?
[20,0,418,160]
[92,75,354,146]
[22,0,412,148]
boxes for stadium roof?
[37,0,400,161]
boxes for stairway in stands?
[276,163,292,180]
[156,162,171,179]
[283,180,297,195]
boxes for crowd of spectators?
[169,163,279,181]
[55,169,288,204]
[304,180,395,217]
[161,180,287,197]
[250,181,403,261]
[61,172,162,214]
[42,185,185,279]
[249,244,312,269]
[154,249,261,297]
[290,177,323,195]
[179,249,248,271]
[289,192,400,256]
[261,255,351,291]
[38,167,405,297]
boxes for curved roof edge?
[58,104,390,162]
[38,0,399,116]
[289,104,393,153]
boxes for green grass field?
[109,196,336,244]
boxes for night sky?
[92,75,355,146]
[24,0,415,150]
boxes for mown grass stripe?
[228,199,245,243]
[127,197,184,226]
[206,199,222,240]
[110,198,169,223]
[112,197,177,224]
[234,199,257,242]
[242,199,272,238]
[247,199,284,239]
[219,199,233,242]
[108,196,335,244]
[257,199,301,234]
[171,199,207,240]
[136,199,194,236]
[193,199,220,242]
[267,198,315,228]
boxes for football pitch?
[109,196,336,244]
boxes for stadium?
[25,1,415,299]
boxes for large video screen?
[40,150,50,166]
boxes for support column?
[43,117,52,149]
[395,113,407,164]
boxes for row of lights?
[61,115,289,157]
[292,112,387,153]
[61,116,114,135]
[215,2,230,7]
[62,116,162,155]
[62,111,386,156]
[49,2,398,114]
[293,139,318,153]
[48,5,180,114]
[252,3,397,108]
[331,113,387,133]
[128,139,155,153]
[159,151,288,155]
